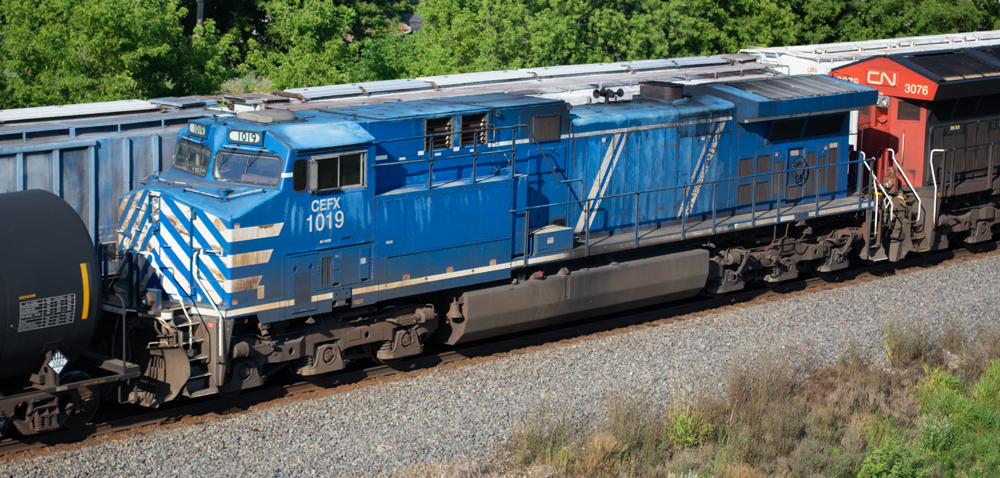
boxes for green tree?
[241,0,414,89]
[0,0,235,108]
[791,0,998,45]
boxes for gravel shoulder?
[4,251,1000,477]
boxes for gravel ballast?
[4,252,1000,477]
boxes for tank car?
[0,190,138,436]
[111,74,877,405]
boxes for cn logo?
[867,70,897,86]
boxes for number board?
[228,130,262,144]
[188,123,206,136]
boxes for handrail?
[929,148,946,229]
[885,147,921,223]
[193,249,226,365]
[861,156,893,239]
[531,137,583,187]
[369,123,527,146]
[371,148,515,168]
[514,156,872,213]
[513,155,876,257]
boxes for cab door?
[286,146,375,314]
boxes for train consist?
[1,33,999,437]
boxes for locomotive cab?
[120,109,379,322]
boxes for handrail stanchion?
[681,186,688,240]
[857,155,863,210]
[634,192,640,249]
[929,149,945,230]
[712,182,717,236]
[814,162,821,217]
[886,148,921,223]
[776,172,782,220]
[584,199,591,257]
[778,174,784,221]
[523,210,530,267]
[751,176,756,228]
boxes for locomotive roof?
[689,75,875,123]
[317,93,562,121]
[570,96,734,132]
[830,47,1000,101]
[202,112,376,152]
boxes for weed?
[971,359,1000,409]
[859,436,927,478]
[941,321,965,354]
[511,413,577,471]
[918,414,954,454]
[958,327,1000,385]
[667,404,714,450]
[505,325,1000,477]
[885,319,929,368]
[580,432,628,475]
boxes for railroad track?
[0,243,992,460]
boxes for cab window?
[308,152,366,192]
[214,151,282,186]
[173,140,211,177]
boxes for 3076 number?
[904,83,929,96]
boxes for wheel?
[60,371,99,429]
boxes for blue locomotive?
[110,75,875,404]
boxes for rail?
[514,155,877,262]
[371,123,528,189]
[861,154,893,242]
[928,148,946,229]
[927,140,999,223]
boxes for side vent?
[425,117,453,151]
[461,113,488,146]
[321,256,333,285]
[532,115,561,142]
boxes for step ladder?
[169,306,215,399]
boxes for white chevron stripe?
[683,122,724,216]
[160,198,191,239]
[222,276,262,293]
[148,237,185,299]
[574,133,626,233]
[225,223,284,242]
[221,250,273,268]
[203,211,283,243]
[191,212,224,251]
[121,190,146,234]
[158,216,225,305]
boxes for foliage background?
[2,0,998,108]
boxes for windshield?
[173,140,211,177]
[214,151,282,186]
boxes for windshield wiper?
[244,150,264,174]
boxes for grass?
[499,321,1000,478]
[884,318,931,368]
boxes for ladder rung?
[188,372,212,380]
[189,354,208,362]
